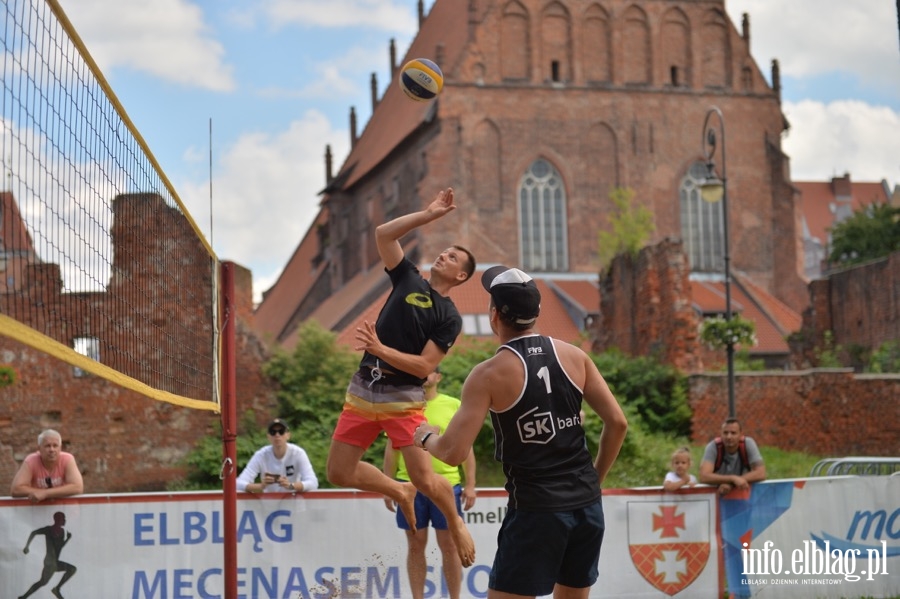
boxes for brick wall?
[689,370,900,457]
[0,193,277,494]
[793,252,900,368]
[594,239,702,373]
[597,240,900,458]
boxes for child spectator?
[663,446,697,491]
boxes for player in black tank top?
[491,334,600,511]
[414,266,628,597]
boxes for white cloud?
[727,0,900,96]
[60,0,235,91]
[176,110,350,302]
[782,99,900,185]
[261,0,418,32]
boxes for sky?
[55,0,900,303]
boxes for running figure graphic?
[18,511,76,599]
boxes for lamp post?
[699,105,736,419]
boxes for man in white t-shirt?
[236,419,318,494]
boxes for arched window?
[680,161,723,272]
[519,159,568,271]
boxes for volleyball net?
[0,0,219,410]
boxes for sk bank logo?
[516,406,555,444]
[627,500,711,596]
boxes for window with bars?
[73,336,100,378]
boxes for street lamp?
[699,105,736,419]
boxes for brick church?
[254,0,817,365]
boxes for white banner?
[0,487,720,598]
[721,476,900,599]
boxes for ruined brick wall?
[0,194,277,494]
[594,239,702,373]
[689,370,900,456]
[793,251,900,368]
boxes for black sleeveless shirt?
[490,334,601,511]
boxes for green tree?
[828,202,900,266]
[592,349,691,437]
[597,187,656,271]
[262,320,362,482]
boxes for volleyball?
[399,58,443,102]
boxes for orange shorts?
[332,372,426,448]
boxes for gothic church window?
[622,5,651,85]
[519,159,568,272]
[541,2,571,83]
[501,1,530,80]
[680,161,724,273]
[582,4,611,83]
[661,7,691,88]
[701,10,730,88]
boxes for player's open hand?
[354,321,385,355]
[426,188,456,218]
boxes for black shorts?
[489,501,605,596]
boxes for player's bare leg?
[327,438,418,532]
[401,446,475,566]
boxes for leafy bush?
[592,349,691,437]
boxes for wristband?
[420,431,434,450]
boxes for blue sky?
[58,0,900,303]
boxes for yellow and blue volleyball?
[399,58,443,102]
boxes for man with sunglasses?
[236,419,318,494]
[11,429,83,503]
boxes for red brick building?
[254,0,808,363]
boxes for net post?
[220,262,238,599]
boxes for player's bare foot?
[449,516,476,567]
[397,482,418,533]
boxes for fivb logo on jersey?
[516,406,582,444]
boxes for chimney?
[390,39,397,80]
[771,59,781,100]
[325,145,333,185]
[350,107,358,148]
[742,13,750,48]
[370,72,379,112]
[832,173,852,202]
[418,0,424,27]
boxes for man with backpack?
[699,418,766,496]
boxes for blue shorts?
[396,484,463,531]
[489,501,605,596]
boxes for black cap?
[481,266,541,326]
[267,419,289,434]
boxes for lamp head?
[699,161,724,203]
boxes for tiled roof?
[795,177,889,246]
[252,210,329,343]
[690,275,801,355]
